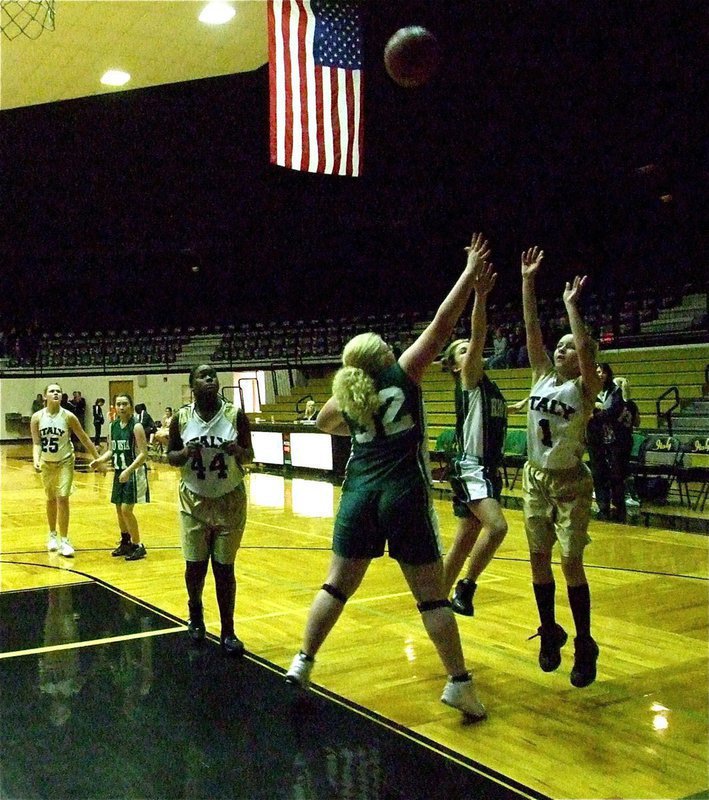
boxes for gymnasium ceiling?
[0,0,268,110]
[0,0,704,330]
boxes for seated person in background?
[486,326,509,368]
[297,399,318,423]
[153,407,174,450]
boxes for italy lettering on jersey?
[527,371,592,470]
[37,408,74,463]
[456,374,507,469]
[178,401,244,498]
[342,363,429,490]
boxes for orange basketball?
[384,26,440,88]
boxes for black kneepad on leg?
[417,599,452,614]
[322,583,348,604]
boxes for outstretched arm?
[521,246,551,382]
[68,413,99,461]
[399,233,490,385]
[30,412,41,470]
[460,261,497,390]
[316,396,350,436]
[563,276,603,400]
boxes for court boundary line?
[2,550,707,583]
[0,626,184,661]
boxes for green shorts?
[110,467,150,506]
[179,482,247,565]
[522,461,592,558]
[333,480,441,565]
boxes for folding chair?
[430,428,457,494]
[502,428,527,490]
[635,434,686,506]
[678,437,709,513]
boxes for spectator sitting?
[296,399,318,423]
[486,326,509,368]
[152,407,174,451]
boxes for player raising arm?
[285,233,492,720]
[521,248,603,688]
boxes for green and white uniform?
[110,415,150,505]
[449,374,507,513]
[334,363,440,565]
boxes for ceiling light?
[199,2,235,25]
[100,70,131,87]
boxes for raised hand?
[464,233,491,273]
[563,275,588,306]
[521,246,544,278]
[472,260,497,298]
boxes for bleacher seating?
[1,279,704,375]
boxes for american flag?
[268,0,363,176]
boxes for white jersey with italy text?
[37,407,74,463]
[178,401,244,498]
[526,371,592,470]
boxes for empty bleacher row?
[1,329,188,371]
[1,282,704,375]
[477,286,707,369]
[210,314,420,367]
[0,314,423,374]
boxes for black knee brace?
[417,599,451,614]
[322,583,348,604]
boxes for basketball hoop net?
[1,0,56,40]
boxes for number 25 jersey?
[526,371,593,470]
[37,407,73,462]
[177,401,245,498]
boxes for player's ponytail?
[332,333,392,428]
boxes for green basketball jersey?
[455,373,507,470]
[110,416,137,472]
[342,363,430,491]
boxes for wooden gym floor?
[0,443,707,800]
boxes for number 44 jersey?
[526,371,594,471]
[177,402,246,498]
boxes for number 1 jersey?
[526,371,593,470]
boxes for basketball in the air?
[384,26,440,88]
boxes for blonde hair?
[332,333,391,428]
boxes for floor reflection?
[0,584,538,799]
